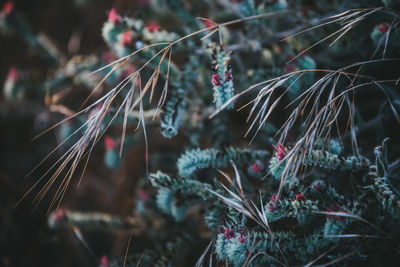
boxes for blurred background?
[0,1,152,266]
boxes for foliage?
[2,0,400,266]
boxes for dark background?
[0,1,147,266]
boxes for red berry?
[377,23,389,33]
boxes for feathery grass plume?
[177,147,269,178]
[22,8,288,212]
[208,42,236,110]
[210,8,400,189]
[208,154,399,265]
[48,208,142,232]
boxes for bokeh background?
[0,1,153,266]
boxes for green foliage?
[177,147,269,178]
[208,43,236,109]
[4,0,400,266]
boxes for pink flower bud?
[100,255,110,266]
[108,8,121,24]
[212,73,222,86]
[377,23,389,33]
[54,208,68,222]
[105,136,117,151]
[146,22,160,32]
[295,194,306,202]
[121,30,134,47]
[3,2,14,15]
[224,228,236,239]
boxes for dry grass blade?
[303,244,339,267]
[195,240,213,267]
[313,210,396,242]
[313,252,354,267]
[210,164,289,265]
[284,8,382,64]
[26,9,315,210]
[214,58,400,197]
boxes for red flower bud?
[268,194,279,211]
[3,1,14,15]
[146,22,161,32]
[108,8,121,24]
[224,228,236,239]
[295,194,306,202]
[377,23,389,33]
[225,71,232,81]
[250,161,262,172]
[105,136,117,150]
[273,143,287,161]
[7,67,19,82]
[100,255,110,266]
[204,19,216,29]
[212,73,222,86]
[54,208,68,222]
[121,30,134,47]
[239,235,248,243]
